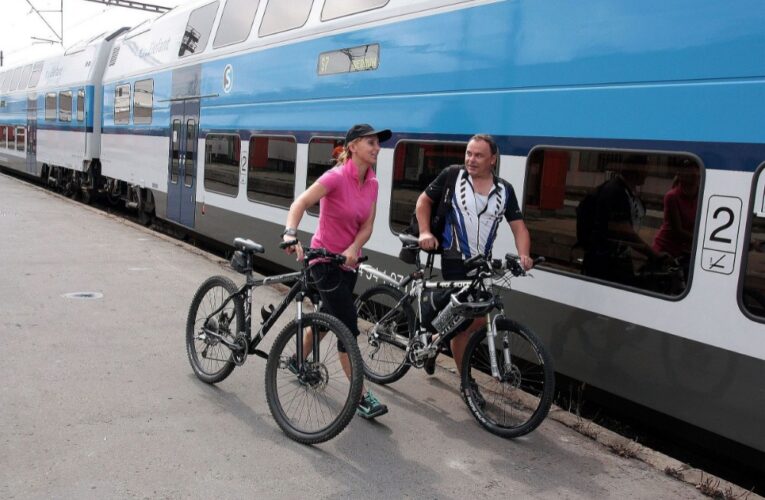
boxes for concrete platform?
[0,173,756,499]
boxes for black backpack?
[399,165,462,264]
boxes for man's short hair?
[469,134,498,156]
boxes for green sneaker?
[357,390,388,419]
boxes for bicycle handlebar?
[279,239,299,250]
[466,253,546,277]
[278,241,369,267]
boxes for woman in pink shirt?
[652,166,699,258]
[282,124,391,419]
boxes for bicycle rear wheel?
[265,312,364,444]
[186,275,244,384]
[461,319,554,438]
[355,285,414,384]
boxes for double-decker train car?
[1,0,764,466]
[0,29,126,195]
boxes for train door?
[26,96,37,175]
[167,98,199,228]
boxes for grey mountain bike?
[355,234,554,438]
[186,238,364,444]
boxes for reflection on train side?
[524,149,701,298]
[742,167,765,319]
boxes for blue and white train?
[1,0,763,462]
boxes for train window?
[77,89,85,122]
[389,141,467,233]
[178,1,220,57]
[0,126,6,149]
[524,148,701,296]
[114,84,131,125]
[58,91,73,122]
[7,127,15,149]
[170,120,181,184]
[321,0,388,21]
[259,0,312,37]
[133,79,153,124]
[247,135,296,208]
[185,119,197,188]
[1,72,12,93]
[15,127,25,152]
[204,134,240,197]
[19,65,33,90]
[741,167,765,320]
[9,67,23,91]
[45,93,57,121]
[306,137,343,215]
[28,62,43,89]
[213,0,259,48]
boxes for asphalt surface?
[0,173,714,499]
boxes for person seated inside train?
[651,162,700,277]
[581,155,669,286]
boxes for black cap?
[344,123,392,145]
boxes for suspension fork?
[487,313,503,378]
[295,295,305,372]
[294,291,321,373]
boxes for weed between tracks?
[695,474,754,500]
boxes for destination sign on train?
[317,44,380,76]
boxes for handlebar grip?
[357,256,369,263]
[279,239,299,249]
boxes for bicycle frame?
[360,262,510,379]
[199,266,324,366]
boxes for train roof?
[102,0,468,81]
[0,27,129,95]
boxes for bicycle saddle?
[233,238,265,254]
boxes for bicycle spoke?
[186,277,242,384]
[266,313,361,442]
[463,323,553,437]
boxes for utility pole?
[82,0,171,14]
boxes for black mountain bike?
[355,234,554,438]
[186,238,364,444]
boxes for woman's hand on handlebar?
[281,236,304,261]
[342,245,359,267]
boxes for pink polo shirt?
[311,158,378,257]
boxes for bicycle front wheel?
[355,285,415,384]
[461,319,554,438]
[186,275,244,384]
[265,312,364,444]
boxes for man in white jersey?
[415,134,533,385]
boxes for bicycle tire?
[186,275,244,384]
[355,285,415,384]
[461,318,554,438]
[265,312,364,444]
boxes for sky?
[0,0,194,69]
